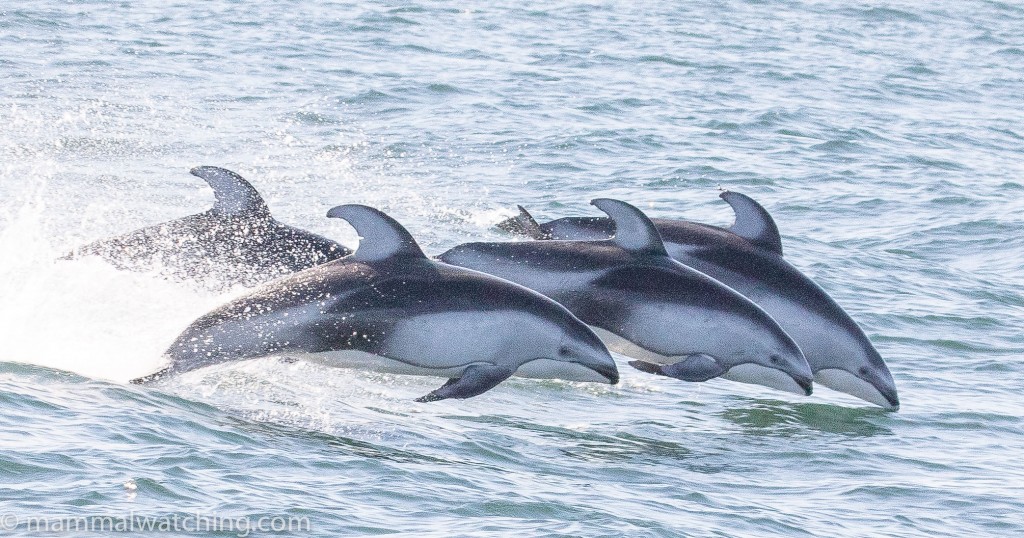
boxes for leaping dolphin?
[496,192,899,410]
[440,199,814,397]
[131,204,619,402]
[64,166,350,289]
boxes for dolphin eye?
[559,346,572,357]
[858,367,870,376]
[769,355,783,365]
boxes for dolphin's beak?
[794,374,814,396]
[592,361,620,385]
[814,368,900,410]
[867,364,900,410]
[773,351,815,396]
[875,380,900,411]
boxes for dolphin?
[496,192,899,410]
[131,204,619,402]
[440,199,813,397]
[64,166,351,289]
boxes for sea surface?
[1,1,1023,536]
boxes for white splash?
[0,193,236,383]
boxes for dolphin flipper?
[629,354,727,382]
[415,364,515,402]
[721,191,783,255]
[496,205,550,239]
[628,360,664,375]
[591,199,668,256]
[190,166,270,216]
[327,204,426,261]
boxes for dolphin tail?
[130,366,173,385]
[496,205,550,239]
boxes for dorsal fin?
[591,198,667,256]
[721,191,783,255]
[495,205,550,239]
[190,166,270,216]
[326,204,426,262]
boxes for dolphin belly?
[720,363,808,395]
[815,368,898,410]
[383,310,551,369]
[295,349,477,378]
[515,358,615,383]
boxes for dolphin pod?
[131,204,619,402]
[496,192,899,410]
[63,166,898,409]
[440,199,814,397]
[64,166,351,289]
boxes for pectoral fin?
[629,354,726,382]
[415,364,514,402]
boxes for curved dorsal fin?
[495,205,550,239]
[326,204,425,262]
[591,198,667,256]
[721,191,783,255]
[190,166,270,216]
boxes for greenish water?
[1,1,1022,536]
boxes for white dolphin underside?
[815,368,897,410]
[294,350,610,383]
[157,308,614,385]
[296,349,474,378]
[590,327,805,395]
[280,309,615,383]
[720,363,805,396]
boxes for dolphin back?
[63,167,351,289]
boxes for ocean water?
[1,0,1023,536]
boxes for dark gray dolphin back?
[495,205,552,239]
[496,205,612,241]
[496,192,782,253]
[64,167,351,289]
